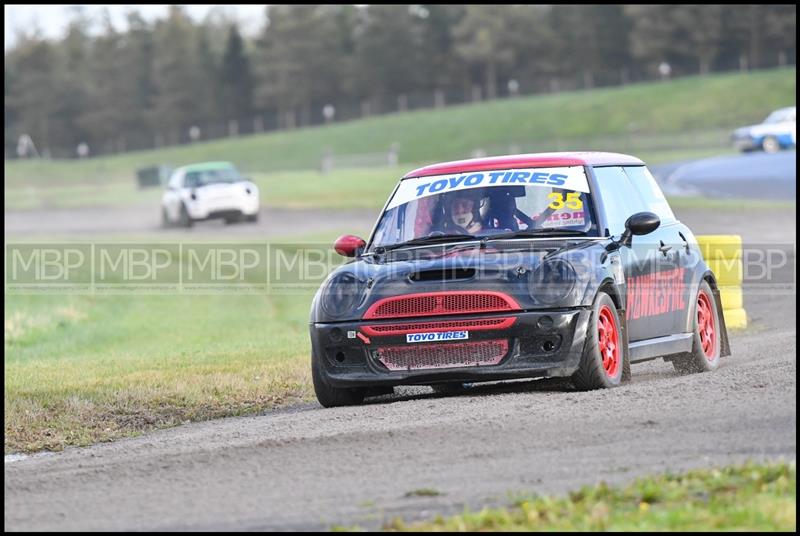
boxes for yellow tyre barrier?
[696,234,743,261]
[705,258,743,286]
[722,307,747,329]
[718,286,743,310]
[697,234,746,331]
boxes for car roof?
[403,152,645,179]
[179,161,236,173]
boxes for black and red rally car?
[310,152,730,407]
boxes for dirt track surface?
[4,206,796,531]
[3,204,379,238]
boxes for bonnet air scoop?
[409,268,476,282]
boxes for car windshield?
[185,167,242,187]
[371,166,598,248]
[763,109,794,124]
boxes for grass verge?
[667,196,797,211]
[4,292,317,454]
[4,232,355,454]
[378,461,796,531]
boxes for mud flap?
[712,287,732,357]
[618,309,632,382]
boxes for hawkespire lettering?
[626,267,687,320]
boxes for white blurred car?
[731,106,796,153]
[161,161,260,227]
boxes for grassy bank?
[4,67,794,190]
[4,232,356,454]
[377,461,796,531]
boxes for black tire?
[762,135,781,154]
[161,207,172,228]
[672,280,721,374]
[311,350,366,407]
[572,291,626,390]
[245,212,259,223]
[178,203,193,228]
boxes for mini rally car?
[161,161,260,227]
[310,152,730,407]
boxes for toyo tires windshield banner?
[386,166,590,210]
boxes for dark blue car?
[310,152,730,407]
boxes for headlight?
[320,272,367,319]
[528,259,576,305]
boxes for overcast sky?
[4,4,269,50]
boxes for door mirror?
[333,235,366,257]
[614,211,660,249]
[625,211,661,236]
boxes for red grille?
[362,317,516,336]
[376,339,509,371]
[363,291,519,319]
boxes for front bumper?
[187,196,259,219]
[731,135,758,151]
[311,308,592,388]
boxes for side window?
[592,166,649,236]
[184,172,201,188]
[622,166,676,224]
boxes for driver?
[442,190,483,234]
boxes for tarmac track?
[4,204,796,531]
[649,150,796,199]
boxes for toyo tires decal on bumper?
[406,331,469,343]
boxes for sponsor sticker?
[540,210,586,228]
[406,331,469,343]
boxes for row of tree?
[5,4,797,158]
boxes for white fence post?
[398,94,407,112]
[321,147,334,174]
[434,89,445,108]
[471,85,482,103]
[387,143,400,166]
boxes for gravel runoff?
[4,207,796,531]
[3,205,380,238]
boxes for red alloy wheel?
[597,304,620,378]
[696,290,717,360]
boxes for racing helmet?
[443,188,484,229]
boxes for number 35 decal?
[547,192,583,210]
